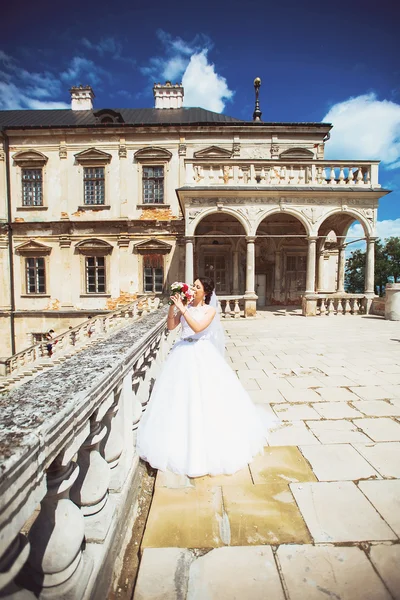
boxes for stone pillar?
[336,245,346,293]
[70,417,112,542]
[273,250,281,301]
[365,237,376,294]
[385,283,400,321]
[232,250,239,294]
[317,251,325,292]
[305,236,317,294]
[23,457,89,596]
[244,236,257,317]
[101,393,124,491]
[185,237,194,284]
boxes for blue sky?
[1,0,399,248]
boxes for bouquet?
[169,281,194,305]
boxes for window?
[85,256,106,293]
[143,255,163,293]
[84,167,105,205]
[26,257,45,293]
[204,254,227,293]
[286,255,306,292]
[22,169,43,206]
[143,166,164,204]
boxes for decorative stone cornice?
[75,239,113,256]
[15,240,52,255]
[193,146,232,159]
[134,147,172,163]
[74,148,112,165]
[12,149,48,168]
[134,238,172,254]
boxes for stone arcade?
[0,81,389,354]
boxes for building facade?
[0,82,389,354]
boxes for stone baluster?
[23,455,87,596]
[347,168,354,185]
[298,166,305,185]
[319,166,327,184]
[218,166,224,183]
[208,166,214,182]
[100,389,126,492]
[132,359,144,432]
[365,167,371,186]
[70,416,111,542]
[234,299,241,318]
[260,167,266,183]
[238,167,243,184]
[265,167,271,184]
[0,534,35,598]
[338,166,345,185]
[344,298,351,315]
[223,300,231,318]
[327,298,334,316]
[218,300,223,316]
[329,166,336,184]
[356,166,364,185]
[320,298,326,316]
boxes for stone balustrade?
[185,160,380,188]
[218,296,245,318]
[0,305,178,599]
[302,294,369,317]
[0,295,160,380]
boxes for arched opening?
[317,213,368,294]
[194,213,247,294]
[255,213,308,305]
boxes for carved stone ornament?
[237,206,264,221]
[15,240,52,255]
[118,144,127,159]
[75,239,113,256]
[271,144,280,159]
[59,143,67,159]
[232,142,240,158]
[178,144,187,157]
[134,147,172,163]
[300,207,325,224]
[188,208,203,223]
[193,146,232,159]
[361,208,374,222]
[134,238,172,254]
[0,149,4,161]
[13,149,48,167]
[280,147,314,159]
[74,148,112,165]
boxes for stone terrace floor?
[133,309,400,600]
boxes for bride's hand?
[170,293,185,313]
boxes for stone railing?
[0,295,160,379]
[302,294,369,316]
[218,296,245,318]
[185,160,380,188]
[0,306,178,599]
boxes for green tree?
[345,237,400,296]
[385,237,400,282]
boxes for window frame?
[83,166,106,206]
[25,256,46,294]
[85,255,106,294]
[22,168,44,207]
[74,148,112,210]
[142,165,165,205]
[12,150,48,211]
[134,147,172,209]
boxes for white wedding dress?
[136,304,276,478]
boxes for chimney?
[70,85,95,111]
[153,81,184,109]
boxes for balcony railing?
[218,296,245,318]
[302,294,369,316]
[185,160,380,188]
[0,306,179,599]
[0,295,160,384]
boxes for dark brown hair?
[195,276,215,305]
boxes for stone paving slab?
[355,417,400,441]
[277,544,392,600]
[306,419,372,444]
[290,481,397,542]
[369,544,400,600]
[299,444,381,481]
[312,401,363,419]
[353,442,400,478]
[358,479,400,536]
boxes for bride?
[136,276,275,478]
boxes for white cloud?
[81,37,136,66]
[323,93,400,169]
[182,51,233,112]
[60,56,107,87]
[141,31,233,113]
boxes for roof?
[0,107,332,130]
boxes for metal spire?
[253,77,262,122]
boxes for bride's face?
[192,279,205,302]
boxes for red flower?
[182,283,188,292]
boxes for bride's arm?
[182,307,216,333]
[167,304,181,331]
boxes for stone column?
[244,236,257,317]
[365,237,376,294]
[305,236,317,294]
[185,237,194,284]
[317,250,325,292]
[273,250,281,302]
[232,250,239,294]
[336,244,346,293]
